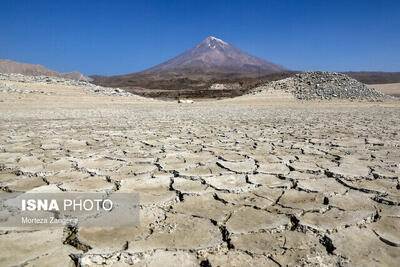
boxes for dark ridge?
[344,71,400,84]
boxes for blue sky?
[1,0,399,75]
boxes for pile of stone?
[250,71,387,100]
[90,85,134,97]
[0,87,50,95]
[0,73,90,87]
[0,80,49,95]
[0,73,137,97]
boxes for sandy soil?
[1,79,400,266]
[369,83,400,97]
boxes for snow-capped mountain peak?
[146,36,286,73]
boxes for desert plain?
[0,76,399,266]
[368,83,400,98]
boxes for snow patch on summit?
[208,36,228,45]
[205,36,228,48]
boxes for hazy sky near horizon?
[1,0,399,75]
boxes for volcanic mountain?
[0,59,91,81]
[92,37,292,98]
[146,36,286,73]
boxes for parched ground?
[369,83,400,97]
[0,79,400,266]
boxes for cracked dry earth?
[0,79,400,267]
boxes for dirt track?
[0,79,399,266]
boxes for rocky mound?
[250,71,387,100]
[0,73,141,97]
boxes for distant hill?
[343,72,400,84]
[0,59,91,81]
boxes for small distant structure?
[178,99,194,104]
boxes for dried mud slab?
[0,229,78,266]
[330,227,400,266]
[226,206,289,234]
[129,213,222,252]
[206,251,275,266]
